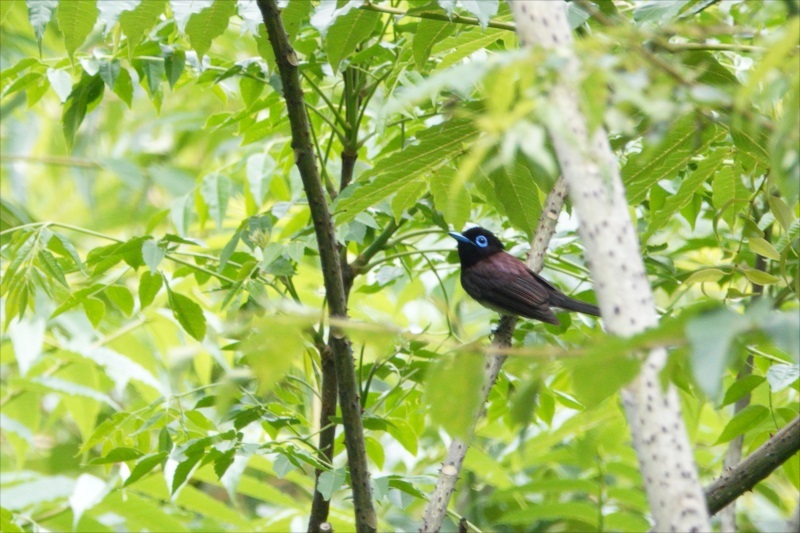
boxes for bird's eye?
[475,235,489,247]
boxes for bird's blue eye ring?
[475,235,489,247]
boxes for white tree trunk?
[506,1,711,530]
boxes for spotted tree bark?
[506,1,711,531]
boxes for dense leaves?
[1,0,798,531]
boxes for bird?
[449,226,601,325]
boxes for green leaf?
[424,353,485,439]
[37,249,68,287]
[171,194,193,237]
[386,417,418,456]
[739,267,780,285]
[715,405,769,444]
[48,232,84,272]
[82,297,105,327]
[32,375,117,407]
[124,452,168,486]
[281,0,312,40]
[167,286,206,341]
[106,285,134,316]
[712,165,742,229]
[766,363,799,392]
[119,0,166,58]
[364,436,385,469]
[647,150,727,235]
[489,159,542,239]
[433,27,504,71]
[430,168,471,230]
[185,0,236,59]
[241,317,309,393]
[768,195,796,232]
[502,501,598,526]
[413,18,455,68]
[113,66,133,107]
[46,67,72,102]
[136,58,164,96]
[336,119,478,223]
[571,353,640,407]
[623,114,726,205]
[748,237,780,260]
[57,0,98,58]
[171,449,204,495]
[316,468,346,501]
[26,0,58,45]
[62,74,105,149]
[687,306,751,399]
[721,375,765,407]
[390,180,427,221]
[731,126,770,166]
[89,447,144,465]
[684,268,726,284]
[200,173,231,229]
[165,49,185,89]
[0,506,23,533]
[97,58,120,89]
[459,0,498,29]
[326,8,381,73]
[141,239,165,272]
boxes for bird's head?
[448,226,505,267]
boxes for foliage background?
[0,0,798,531]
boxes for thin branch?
[255,1,376,531]
[0,155,101,168]
[359,2,516,32]
[705,415,800,515]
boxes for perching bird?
[449,226,601,325]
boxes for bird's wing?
[461,253,560,324]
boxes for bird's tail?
[549,292,601,317]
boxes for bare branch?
[706,415,800,515]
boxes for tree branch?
[508,2,710,530]
[359,2,516,32]
[705,415,800,515]
[255,1,376,531]
[421,177,568,532]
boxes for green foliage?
[1,0,798,531]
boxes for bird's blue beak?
[448,231,470,244]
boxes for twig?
[705,415,800,515]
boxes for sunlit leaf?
[715,405,769,444]
[166,286,207,341]
[185,0,236,59]
[138,271,163,309]
[624,115,725,205]
[766,364,800,392]
[326,8,381,73]
[56,0,98,58]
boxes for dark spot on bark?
[614,306,620,315]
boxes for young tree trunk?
[506,2,711,530]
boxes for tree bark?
[256,1,376,530]
[507,1,710,530]
[705,415,800,515]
